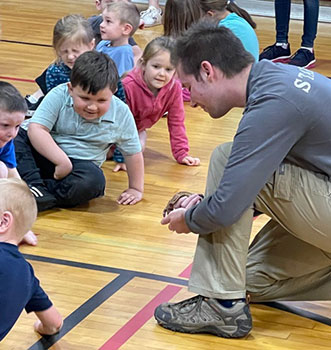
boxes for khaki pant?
[189,142,331,301]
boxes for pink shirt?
[122,69,189,163]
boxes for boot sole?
[155,316,252,338]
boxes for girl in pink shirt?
[119,36,199,171]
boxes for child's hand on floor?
[180,156,200,166]
[117,188,143,205]
[113,163,127,172]
[20,230,38,246]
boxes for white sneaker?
[140,6,162,27]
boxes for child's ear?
[95,0,102,11]
[67,82,73,95]
[122,23,133,36]
[137,57,145,69]
[90,38,96,50]
[0,211,13,234]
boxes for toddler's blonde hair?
[0,179,37,238]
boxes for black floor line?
[24,253,189,286]
[262,301,331,326]
[28,273,135,350]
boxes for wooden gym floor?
[0,0,330,348]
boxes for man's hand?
[117,188,143,205]
[161,208,190,234]
[54,159,73,180]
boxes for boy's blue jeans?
[14,128,105,208]
[275,0,319,48]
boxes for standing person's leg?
[247,162,331,300]
[259,0,292,61]
[155,142,254,338]
[45,159,106,208]
[302,0,319,48]
[275,0,291,44]
[140,0,162,27]
[288,0,318,68]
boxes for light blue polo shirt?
[23,83,141,167]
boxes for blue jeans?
[275,0,319,47]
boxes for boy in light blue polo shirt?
[14,51,144,211]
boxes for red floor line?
[178,263,192,278]
[0,75,35,83]
[99,284,182,350]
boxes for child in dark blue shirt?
[0,178,62,341]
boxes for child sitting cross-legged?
[14,51,144,212]
[96,1,140,76]
[0,178,62,341]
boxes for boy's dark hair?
[0,81,27,113]
[70,51,119,94]
[173,19,255,80]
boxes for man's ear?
[200,61,215,82]
[0,211,13,234]
[122,23,133,36]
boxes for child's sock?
[276,42,289,49]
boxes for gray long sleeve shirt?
[186,60,331,233]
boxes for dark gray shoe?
[154,295,252,338]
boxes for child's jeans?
[14,128,105,208]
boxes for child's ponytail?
[200,0,256,29]
[226,0,256,29]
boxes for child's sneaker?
[29,184,57,212]
[140,6,162,27]
[259,43,291,63]
[288,48,316,69]
[25,95,42,118]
